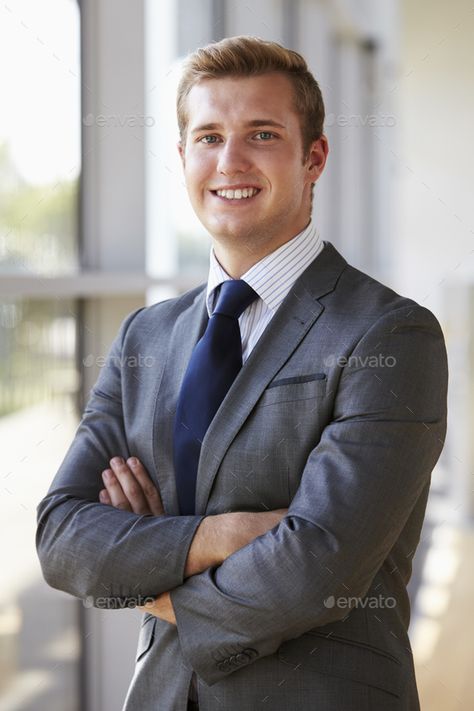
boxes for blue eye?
[256,131,275,140]
[199,135,219,144]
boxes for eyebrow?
[191,119,286,135]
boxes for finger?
[101,468,133,512]
[127,457,164,515]
[99,488,112,505]
[109,458,151,515]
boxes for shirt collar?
[206,220,321,316]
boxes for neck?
[212,219,311,278]
[212,244,272,279]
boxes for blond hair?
[176,35,325,159]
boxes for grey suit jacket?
[36,242,448,710]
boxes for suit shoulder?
[115,282,207,341]
[336,260,441,331]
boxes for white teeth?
[215,187,259,199]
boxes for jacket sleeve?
[36,308,204,607]
[169,304,448,685]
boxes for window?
[0,2,81,709]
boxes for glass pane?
[146,2,211,285]
[0,0,81,276]
[0,298,80,711]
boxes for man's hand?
[99,457,176,623]
[99,456,164,515]
[138,591,176,625]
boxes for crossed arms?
[98,455,287,623]
[36,302,448,685]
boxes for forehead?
[185,72,299,128]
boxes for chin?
[208,219,255,242]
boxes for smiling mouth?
[211,187,261,201]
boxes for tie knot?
[212,279,258,319]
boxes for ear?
[177,140,185,167]
[306,135,329,184]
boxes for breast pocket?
[259,373,327,407]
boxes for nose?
[216,137,252,175]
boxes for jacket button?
[243,647,258,659]
[234,653,249,665]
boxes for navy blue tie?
[173,279,259,515]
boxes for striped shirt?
[206,220,324,363]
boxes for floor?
[411,500,474,709]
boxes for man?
[36,36,448,711]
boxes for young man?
[37,36,448,710]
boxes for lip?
[210,184,262,191]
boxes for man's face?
[178,72,327,260]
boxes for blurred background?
[0,0,472,709]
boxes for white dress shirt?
[206,220,324,363]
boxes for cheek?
[185,156,212,191]
[260,153,297,186]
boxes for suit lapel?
[195,241,347,514]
